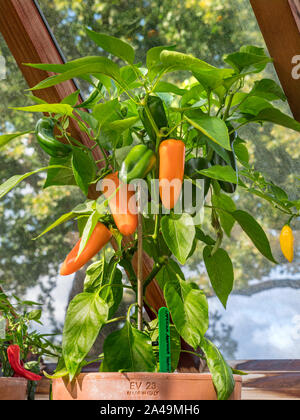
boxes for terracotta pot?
[0,377,28,400]
[52,372,242,400]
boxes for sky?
[209,288,300,359]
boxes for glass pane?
[1,0,299,362]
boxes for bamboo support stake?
[137,182,143,331]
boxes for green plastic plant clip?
[158,307,171,373]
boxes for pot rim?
[53,372,242,382]
[0,377,28,383]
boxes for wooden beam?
[250,0,300,122]
[230,359,300,400]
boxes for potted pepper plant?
[0,288,60,400]
[0,30,299,400]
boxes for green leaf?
[195,227,216,245]
[156,259,185,290]
[160,50,216,73]
[25,58,93,73]
[164,278,208,350]
[241,45,267,55]
[100,266,123,318]
[62,292,109,380]
[249,79,286,102]
[232,210,277,263]
[120,65,139,87]
[28,57,121,91]
[153,81,186,96]
[231,368,248,376]
[84,258,106,293]
[212,193,236,237]
[253,108,300,132]
[199,165,238,184]
[203,246,234,308]
[103,321,156,372]
[93,99,119,126]
[43,368,69,380]
[77,216,89,238]
[161,214,195,265]
[269,183,289,200]
[27,309,42,321]
[84,258,123,318]
[0,131,32,149]
[234,140,249,165]
[239,96,274,116]
[156,50,231,90]
[185,114,231,151]
[180,84,205,107]
[44,155,76,188]
[146,45,176,70]
[224,46,271,74]
[75,109,99,132]
[10,104,73,116]
[72,200,95,214]
[0,166,66,199]
[71,148,97,195]
[33,212,75,240]
[61,90,80,106]
[114,145,134,168]
[106,116,139,133]
[201,337,235,400]
[85,28,135,64]
[193,68,234,91]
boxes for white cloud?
[208,288,300,359]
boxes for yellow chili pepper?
[280,225,294,263]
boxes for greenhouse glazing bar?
[251,0,300,122]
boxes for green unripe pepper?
[74,80,103,109]
[119,144,156,183]
[185,157,211,198]
[185,157,209,179]
[35,118,72,158]
[139,95,168,142]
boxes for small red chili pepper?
[7,344,42,381]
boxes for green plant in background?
[0,287,61,399]
[0,30,299,399]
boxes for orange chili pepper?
[280,225,294,263]
[60,222,112,276]
[159,139,185,209]
[103,172,138,236]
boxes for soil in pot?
[0,377,28,400]
[52,372,242,400]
